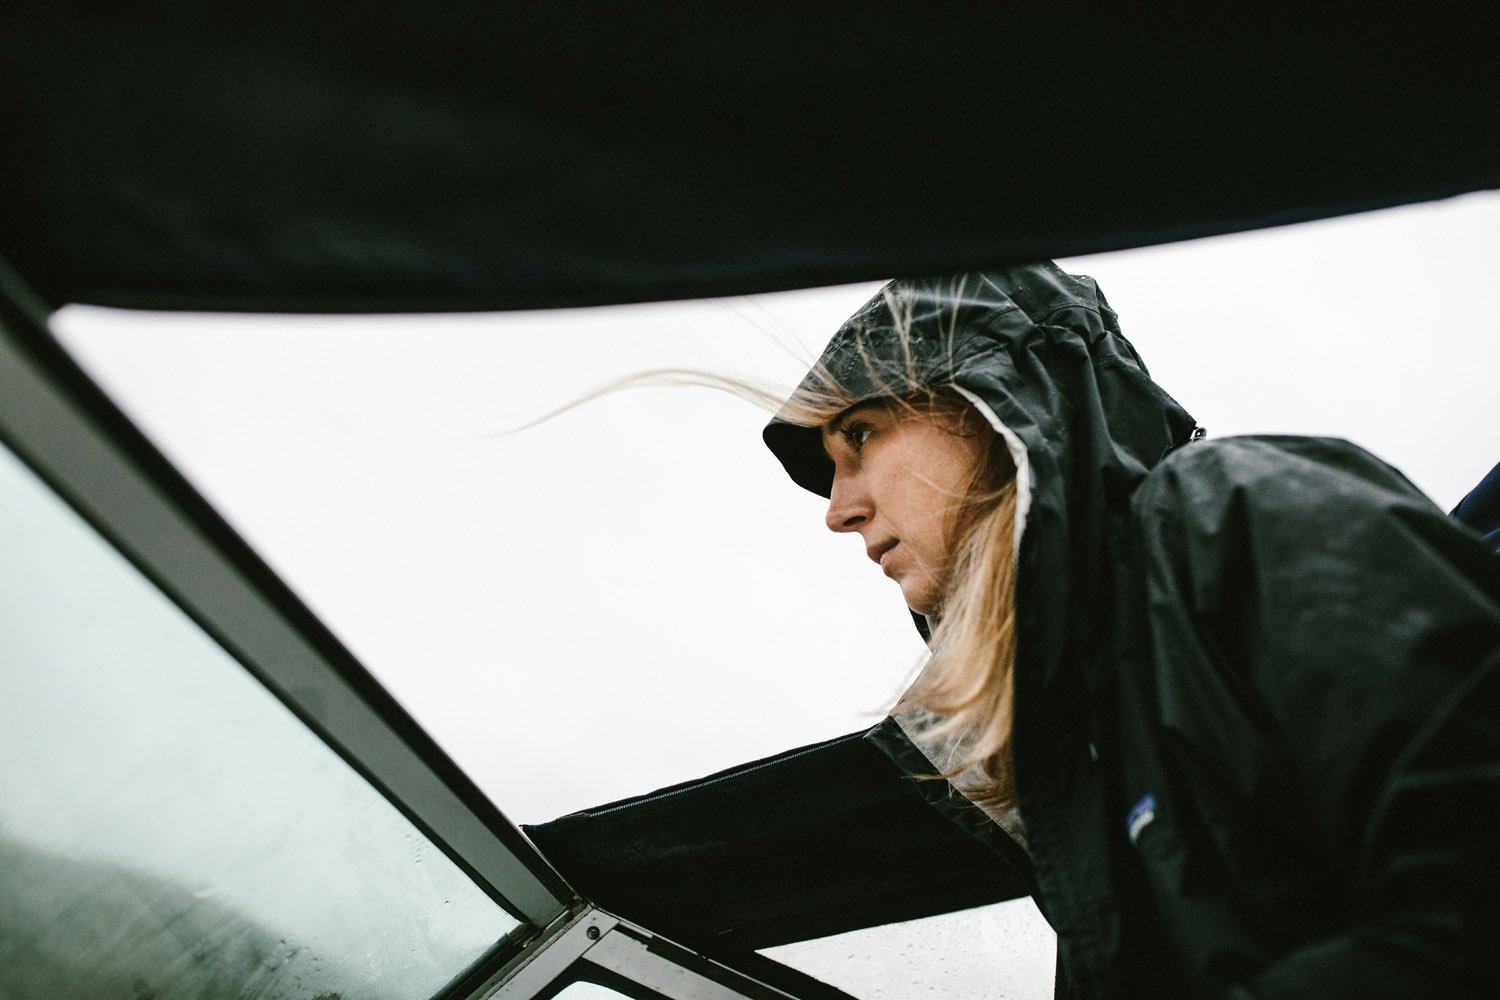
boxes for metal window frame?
[0,262,847,1000]
[0,264,573,939]
[473,905,803,1000]
[581,928,792,1000]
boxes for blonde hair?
[522,287,1022,807]
[908,465,1019,809]
[776,345,1021,809]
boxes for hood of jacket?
[764,263,1198,695]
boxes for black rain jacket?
[760,265,1500,999]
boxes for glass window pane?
[0,443,517,1000]
[761,899,1055,1000]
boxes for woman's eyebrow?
[827,401,880,437]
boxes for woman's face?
[822,401,990,615]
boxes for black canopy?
[4,5,1498,312]
[526,721,1036,954]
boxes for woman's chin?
[901,586,941,617]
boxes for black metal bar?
[0,258,574,926]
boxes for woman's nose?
[825,475,871,533]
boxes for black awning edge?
[525,720,1030,953]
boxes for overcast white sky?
[37,188,1500,1000]
[52,189,1500,828]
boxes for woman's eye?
[842,424,872,451]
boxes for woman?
[760,264,1500,998]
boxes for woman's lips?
[869,539,898,570]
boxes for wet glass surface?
[761,898,1055,1000]
[0,443,517,1000]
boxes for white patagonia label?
[1127,794,1157,846]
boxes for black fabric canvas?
[3,5,1498,312]
[525,720,1031,953]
